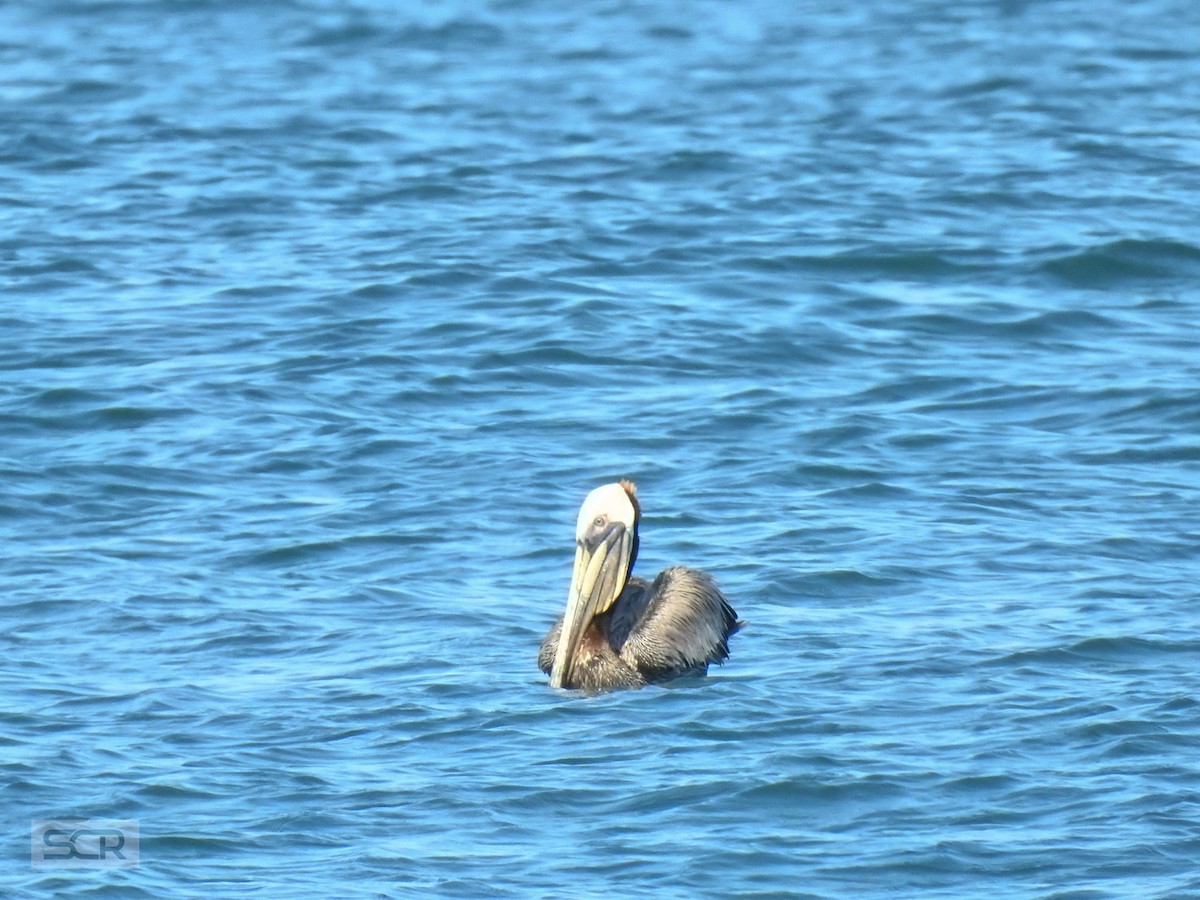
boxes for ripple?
[1041,238,1200,285]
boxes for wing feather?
[538,615,563,675]
[619,566,740,680]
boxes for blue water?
[3,0,1199,896]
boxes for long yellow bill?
[549,525,633,689]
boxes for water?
[3,0,1199,896]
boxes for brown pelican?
[538,481,740,693]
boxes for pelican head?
[549,480,641,689]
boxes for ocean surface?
[3,1,1199,897]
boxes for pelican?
[538,481,740,693]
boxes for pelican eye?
[592,515,607,528]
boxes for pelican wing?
[537,615,563,675]
[619,566,740,680]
